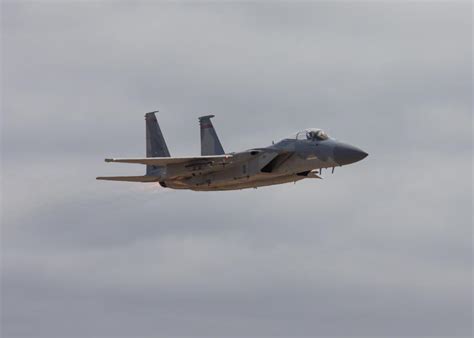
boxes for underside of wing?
[104,155,233,166]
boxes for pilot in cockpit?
[306,129,329,141]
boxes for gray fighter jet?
[97,112,368,191]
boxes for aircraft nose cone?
[334,143,368,166]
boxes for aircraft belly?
[164,174,305,191]
[204,175,305,191]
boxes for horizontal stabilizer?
[96,176,160,182]
[105,155,232,166]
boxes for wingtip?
[104,158,113,162]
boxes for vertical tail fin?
[145,111,170,174]
[199,115,225,156]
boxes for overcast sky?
[1,1,472,338]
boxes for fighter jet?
[97,112,368,191]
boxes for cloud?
[2,2,472,337]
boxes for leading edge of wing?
[96,175,160,182]
[104,154,233,165]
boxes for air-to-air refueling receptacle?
[97,112,368,191]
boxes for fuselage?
[160,130,367,191]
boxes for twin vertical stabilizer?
[145,112,225,158]
[100,112,225,178]
[145,112,170,157]
[199,115,225,156]
[145,111,170,174]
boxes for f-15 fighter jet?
[97,112,368,191]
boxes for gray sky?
[1,1,472,337]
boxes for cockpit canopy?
[290,128,329,141]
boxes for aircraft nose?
[333,143,368,166]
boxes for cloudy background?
[1,1,472,337]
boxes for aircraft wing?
[104,154,233,166]
[96,175,160,182]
